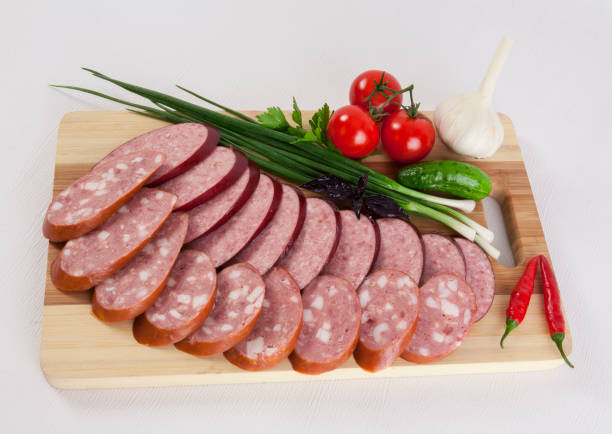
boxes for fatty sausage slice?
[372,218,423,284]
[401,274,476,364]
[158,147,247,211]
[230,185,306,275]
[420,233,466,285]
[289,275,360,375]
[354,269,419,372]
[454,237,495,322]
[187,175,282,267]
[323,210,380,289]
[278,198,341,289]
[184,164,260,243]
[224,266,303,371]
[43,150,166,241]
[133,250,217,346]
[51,188,176,291]
[175,263,265,356]
[97,123,219,186]
[92,213,189,322]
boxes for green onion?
[52,69,499,258]
[176,85,257,124]
[79,68,476,213]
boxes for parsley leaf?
[256,107,289,131]
[291,97,302,127]
[258,100,337,152]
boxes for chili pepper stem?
[551,332,574,368]
[500,318,518,348]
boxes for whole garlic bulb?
[434,36,514,159]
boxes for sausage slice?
[401,274,476,364]
[354,269,419,372]
[278,198,341,289]
[43,150,165,241]
[323,210,380,289]
[289,275,360,374]
[420,233,466,285]
[230,184,306,274]
[92,213,188,322]
[175,263,265,356]
[454,237,495,322]
[50,188,176,291]
[133,250,217,346]
[97,123,219,186]
[224,266,303,371]
[372,218,423,284]
[158,147,247,211]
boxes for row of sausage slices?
[45,123,495,374]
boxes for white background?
[1,1,611,433]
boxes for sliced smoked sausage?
[175,263,265,356]
[289,275,360,374]
[187,174,281,267]
[92,213,188,322]
[401,274,476,364]
[278,198,341,289]
[230,184,306,275]
[224,266,303,371]
[454,237,495,322]
[323,210,380,289]
[97,123,218,186]
[51,188,176,291]
[43,150,165,241]
[133,250,217,346]
[372,218,423,284]
[354,269,419,372]
[420,233,466,285]
[158,147,247,211]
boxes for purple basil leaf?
[364,194,410,219]
[300,174,353,200]
[350,172,369,219]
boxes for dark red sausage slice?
[224,266,303,371]
[175,263,265,356]
[158,147,247,211]
[354,269,419,372]
[401,274,476,364]
[186,175,282,267]
[133,250,217,346]
[372,218,423,284]
[289,275,360,374]
[92,213,188,322]
[184,164,260,243]
[43,150,166,241]
[97,123,219,186]
[454,237,495,322]
[230,184,306,275]
[278,198,341,289]
[420,233,466,285]
[51,188,176,291]
[323,210,380,289]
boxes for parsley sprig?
[256,98,337,152]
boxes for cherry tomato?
[381,110,435,163]
[349,70,402,115]
[327,105,380,159]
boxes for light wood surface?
[40,110,571,389]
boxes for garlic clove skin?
[434,93,504,159]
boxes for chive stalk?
[51,69,497,255]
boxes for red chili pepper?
[500,256,539,348]
[539,255,574,368]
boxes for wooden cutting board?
[40,110,571,389]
